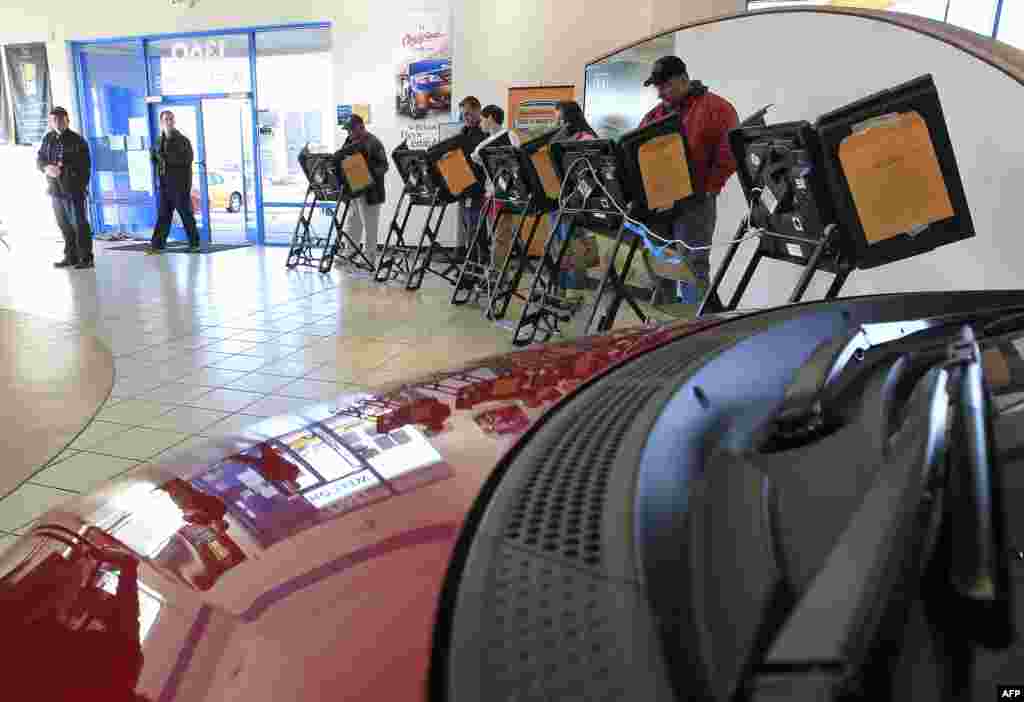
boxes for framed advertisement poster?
[507,85,575,142]
[4,43,52,145]
[396,12,452,150]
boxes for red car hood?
[0,318,729,702]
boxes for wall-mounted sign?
[156,36,249,96]
[507,85,575,141]
[401,122,440,150]
[170,39,226,61]
[4,43,51,145]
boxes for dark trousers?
[459,198,482,249]
[652,196,724,310]
[52,195,93,263]
[152,188,200,248]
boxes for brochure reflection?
[187,418,452,552]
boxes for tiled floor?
[0,227,659,549]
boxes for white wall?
[661,12,1024,304]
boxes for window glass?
[946,0,998,36]
[997,0,1024,48]
[255,27,333,239]
[749,0,1000,36]
[77,42,156,235]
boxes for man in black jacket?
[336,114,388,269]
[456,96,487,260]
[37,106,94,269]
[150,110,201,253]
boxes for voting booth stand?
[375,143,461,290]
[453,131,561,321]
[287,145,377,274]
[699,74,974,317]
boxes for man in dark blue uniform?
[37,106,94,269]
[150,110,202,253]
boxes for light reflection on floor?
[0,217,663,552]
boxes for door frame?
[150,98,212,245]
[71,23,330,246]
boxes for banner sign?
[5,43,52,145]
[507,85,575,141]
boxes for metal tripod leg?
[489,208,542,321]
[330,198,376,274]
[405,196,451,291]
[286,186,317,269]
[583,223,646,335]
[825,265,851,299]
[787,236,830,304]
[375,192,416,283]
[511,213,578,347]
[318,198,344,274]
[452,200,496,305]
[697,217,747,317]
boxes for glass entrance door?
[200,98,256,244]
[149,98,254,246]
[149,102,210,245]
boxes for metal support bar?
[697,220,852,318]
[489,203,546,321]
[405,192,456,291]
[286,185,341,273]
[583,218,647,335]
[374,190,418,283]
[511,211,583,347]
[452,199,499,306]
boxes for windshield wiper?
[745,326,1012,702]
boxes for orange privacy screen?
[838,111,954,245]
[532,146,563,201]
[436,150,477,197]
[341,152,372,192]
[637,133,693,210]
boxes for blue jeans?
[52,195,93,263]
[549,212,582,289]
[460,199,482,248]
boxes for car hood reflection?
[0,318,725,702]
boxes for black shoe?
[74,258,95,269]
[54,259,77,268]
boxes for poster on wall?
[583,60,653,141]
[507,85,575,142]
[394,11,452,149]
[5,43,52,146]
[336,103,371,140]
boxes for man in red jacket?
[639,56,738,309]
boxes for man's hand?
[44,164,61,178]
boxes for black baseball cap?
[49,106,68,117]
[643,56,688,86]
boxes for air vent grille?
[484,548,628,700]
[503,346,703,568]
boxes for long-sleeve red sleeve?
[705,97,739,195]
